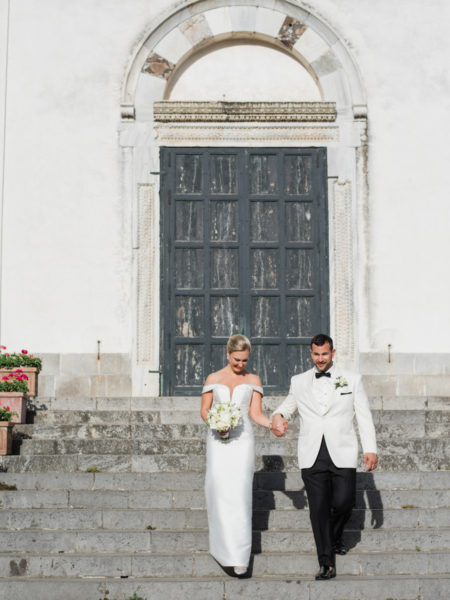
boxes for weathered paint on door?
[160,147,329,395]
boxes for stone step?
[2,451,448,472]
[1,549,449,577]
[1,506,449,531]
[29,395,450,413]
[0,575,449,600]
[0,526,449,554]
[15,410,450,439]
[1,488,449,510]
[1,470,447,491]
[14,435,449,457]
[0,505,440,532]
[29,407,450,429]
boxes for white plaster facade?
[0,0,449,397]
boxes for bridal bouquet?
[206,400,242,442]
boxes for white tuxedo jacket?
[273,366,377,469]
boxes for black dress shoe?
[315,565,336,580]
[333,539,347,555]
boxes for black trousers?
[301,437,356,566]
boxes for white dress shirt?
[313,364,336,413]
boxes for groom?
[271,333,378,580]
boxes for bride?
[201,334,272,575]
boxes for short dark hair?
[310,333,333,350]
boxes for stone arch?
[121,0,366,119]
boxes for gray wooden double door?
[160,147,329,395]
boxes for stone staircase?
[0,395,449,600]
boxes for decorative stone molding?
[142,53,175,79]
[136,184,155,364]
[333,180,354,360]
[155,123,339,144]
[120,104,135,121]
[278,16,306,48]
[353,104,368,120]
[154,101,336,122]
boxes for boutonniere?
[334,376,348,390]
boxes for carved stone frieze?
[155,123,339,144]
[137,184,155,364]
[333,180,354,359]
[153,101,336,122]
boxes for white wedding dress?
[202,383,264,567]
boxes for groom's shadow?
[252,456,307,557]
[345,471,384,551]
[251,457,384,558]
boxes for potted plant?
[0,347,42,396]
[0,405,18,455]
[0,370,29,423]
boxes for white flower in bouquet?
[206,400,241,441]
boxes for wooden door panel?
[161,147,328,395]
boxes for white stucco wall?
[0,0,449,361]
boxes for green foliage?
[0,406,19,421]
[0,348,42,371]
[127,593,147,600]
[0,481,17,490]
[86,466,101,473]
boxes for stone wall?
[1,1,449,395]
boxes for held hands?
[363,452,378,471]
[271,414,288,437]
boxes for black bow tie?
[315,371,331,379]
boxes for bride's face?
[227,350,250,374]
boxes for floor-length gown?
[202,383,264,567]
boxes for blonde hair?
[227,334,251,354]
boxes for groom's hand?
[363,453,378,471]
[271,414,288,437]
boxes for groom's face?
[310,342,335,372]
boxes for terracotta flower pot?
[0,367,39,396]
[0,393,27,424]
[0,421,13,455]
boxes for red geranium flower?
[21,350,28,354]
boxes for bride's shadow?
[252,456,307,556]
